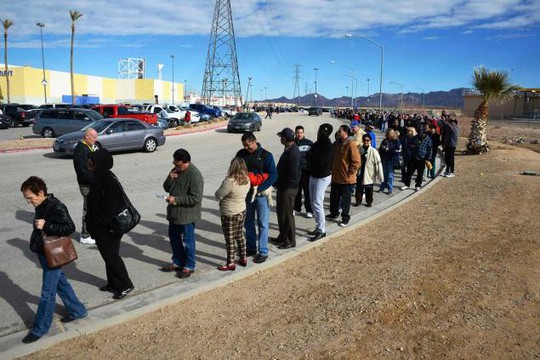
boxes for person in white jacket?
[354,134,384,207]
[215,157,251,271]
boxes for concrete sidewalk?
[0,170,444,360]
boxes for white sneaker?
[292,210,296,216]
[400,186,409,190]
[80,236,95,244]
[306,212,313,218]
[446,173,455,178]
[415,186,421,191]
[441,173,448,177]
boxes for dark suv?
[308,107,323,116]
[0,104,35,127]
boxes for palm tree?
[466,66,520,154]
[2,19,14,104]
[69,10,83,106]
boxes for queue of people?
[20,114,456,344]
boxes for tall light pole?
[367,78,370,97]
[245,77,252,110]
[330,60,356,108]
[390,81,404,110]
[344,74,357,108]
[314,67,319,106]
[36,22,47,104]
[345,34,384,111]
[170,55,175,104]
[264,86,267,100]
[346,86,349,102]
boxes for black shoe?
[277,243,295,249]
[22,332,41,344]
[339,219,349,227]
[307,227,319,236]
[246,249,257,257]
[366,203,372,207]
[309,231,326,242]
[269,237,284,245]
[113,287,134,300]
[252,254,268,263]
[175,269,194,279]
[326,213,339,220]
[99,284,115,292]
[352,202,361,207]
[60,313,88,323]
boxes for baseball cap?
[350,120,359,127]
[318,123,333,137]
[277,127,295,140]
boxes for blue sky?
[2,0,539,100]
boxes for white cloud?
[1,0,538,45]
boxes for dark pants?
[444,145,456,173]
[403,158,426,188]
[329,182,353,223]
[355,183,374,206]
[276,187,297,246]
[294,172,312,213]
[95,232,133,291]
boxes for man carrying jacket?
[236,132,277,264]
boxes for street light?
[389,81,404,110]
[170,55,175,104]
[36,22,47,104]
[264,86,267,100]
[367,78,370,98]
[344,74,357,108]
[344,34,384,111]
[314,67,319,105]
[330,60,355,108]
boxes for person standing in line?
[307,123,333,241]
[354,134,384,207]
[87,149,135,299]
[378,129,401,195]
[439,117,459,177]
[215,157,251,271]
[401,127,432,191]
[365,123,377,148]
[293,125,313,218]
[425,122,441,178]
[236,132,277,264]
[20,176,87,344]
[350,120,366,148]
[161,149,204,278]
[273,128,301,249]
[73,128,99,245]
[327,125,360,227]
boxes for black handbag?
[111,177,141,234]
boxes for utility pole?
[245,77,252,110]
[314,67,319,106]
[202,0,242,106]
[171,55,175,104]
[36,22,48,104]
[292,64,301,105]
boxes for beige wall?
[462,94,539,119]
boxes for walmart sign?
[0,70,14,76]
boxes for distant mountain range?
[268,88,469,109]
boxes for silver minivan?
[33,108,103,138]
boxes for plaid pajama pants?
[220,210,247,264]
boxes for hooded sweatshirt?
[86,149,124,237]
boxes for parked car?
[0,104,35,127]
[213,105,236,118]
[38,104,72,110]
[308,106,323,116]
[53,118,166,155]
[189,103,222,119]
[92,104,157,124]
[33,108,103,138]
[0,114,10,129]
[227,112,262,133]
[155,116,170,130]
[179,106,200,124]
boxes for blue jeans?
[168,222,196,270]
[31,253,87,336]
[244,195,270,256]
[380,160,395,193]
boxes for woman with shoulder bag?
[20,176,87,344]
[87,149,134,300]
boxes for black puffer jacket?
[30,195,75,253]
[87,149,123,238]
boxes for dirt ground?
[17,129,540,358]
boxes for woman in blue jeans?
[378,129,401,194]
[20,176,87,344]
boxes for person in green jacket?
[161,149,204,279]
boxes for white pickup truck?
[145,104,200,126]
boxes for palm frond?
[472,65,520,104]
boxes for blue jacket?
[236,143,277,193]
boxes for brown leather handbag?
[42,233,78,268]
